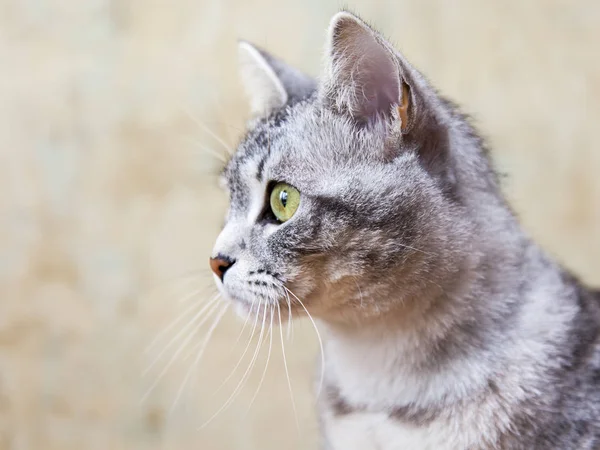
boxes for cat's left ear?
[238,41,316,117]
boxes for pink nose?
[209,256,234,280]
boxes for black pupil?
[279,190,288,208]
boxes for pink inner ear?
[355,50,400,119]
[329,16,401,122]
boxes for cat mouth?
[225,291,263,313]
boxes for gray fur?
[211,10,600,450]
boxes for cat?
[209,10,600,450]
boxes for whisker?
[144,298,203,356]
[143,294,220,376]
[213,299,261,395]
[200,303,268,429]
[140,271,209,303]
[211,94,236,146]
[182,302,229,361]
[180,136,228,163]
[169,304,229,414]
[244,305,274,416]
[278,301,299,431]
[178,283,216,303]
[284,290,294,342]
[230,297,258,351]
[141,298,222,404]
[284,286,325,398]
[181,106,233,155]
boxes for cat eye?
[269,182,300,223]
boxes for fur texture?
[211,11,600,450]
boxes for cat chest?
[323,411,459,450]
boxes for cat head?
[211,11,486,325]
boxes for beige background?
[1,0,599,449]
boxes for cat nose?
[209,255,235,281]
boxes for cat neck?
[317,234,560,409]
[318,300,498,410]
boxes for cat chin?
[231,299,254,319]
[229,297,290,325]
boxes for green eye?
[269,182,300,222]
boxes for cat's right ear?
[321,12,453,177]
[238,41,316,118]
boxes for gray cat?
[210,11,600,450]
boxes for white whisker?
[244,305,274,415]
[181,136,228,163]
[213,299,261,395]
[141,298,221,404]
[211,94,236,146]
[177,283,216,303]
[143,294,219,377]
[170,304,229,414]
[285,286,325,398]
[278,301,299,431]
[182,303,228,361]
[230,297,257,351]
[182,106,233,155]
[144,297,204,355]
[200,303,268,429]
[284,290,293,341]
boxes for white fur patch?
[324,412,454,450]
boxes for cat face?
[211,12,473,324]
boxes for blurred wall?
[0,0,598,449]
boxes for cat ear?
[323,12,452,177]
[238,41,316,117]
[322,12,413,130]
